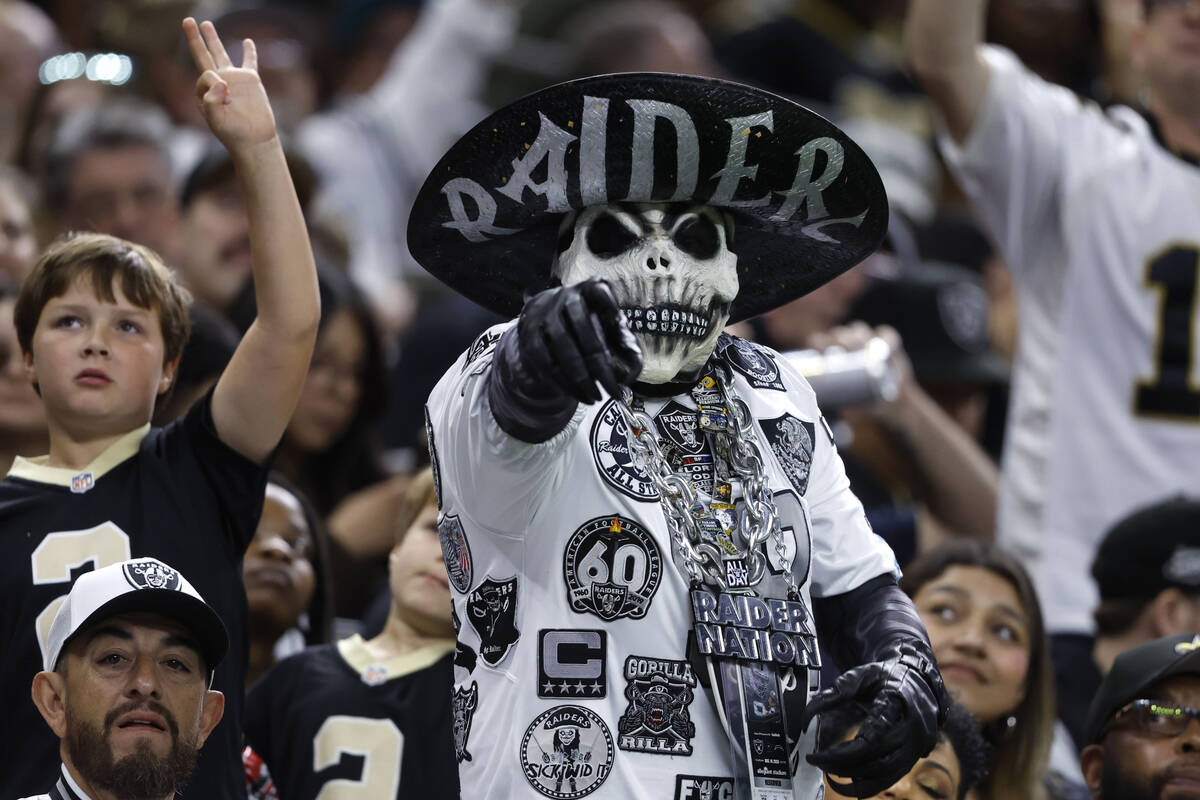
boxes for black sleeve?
[812,573,932,672]
[175,388,273,553]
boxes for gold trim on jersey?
[6,424,151,485]
[336,633,455,682]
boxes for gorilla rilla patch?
[466,576,520,667]
[452,680,478,763]
[590,400,659,501]
[521,705,614,799]
[617,656,697,756]
[564,515,661,621]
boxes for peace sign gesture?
[183,17,278,152]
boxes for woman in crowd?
[244,474,333,689]
[900,542,1087,800]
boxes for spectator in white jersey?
[1092,497,1200,675]
[905,0,1200,752]
[23,557,227,800]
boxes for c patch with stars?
[538,629,607,699]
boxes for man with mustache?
[1082,634,1200,800]
[23,557,227,800]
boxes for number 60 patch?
[563,515,661,621]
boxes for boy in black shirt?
[0,18,320,797]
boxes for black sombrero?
[407,73,888,324]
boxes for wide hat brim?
[407,72,889,323]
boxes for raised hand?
[182,17,278,152]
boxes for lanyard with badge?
[618,363,819,800]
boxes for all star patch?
[424,405,442,509]
[759,414,815,496]
[437,513,473,593]
[655,401,715,496]
[564,515,661,621]
[462,329,502,372]
[590,400,658,501]
[452,606,477,674]
[675,775,735,800]
[538,629,607,698]
[467,576,520,667]
[721,336,785,391]
[452,681,479,763]
[617,655,697,756]
[520,705,614,799]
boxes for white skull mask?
[554,203,739,383]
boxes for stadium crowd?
[2,0,1199,798]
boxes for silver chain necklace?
[616,365,798,597]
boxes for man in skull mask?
[411,73,949,799]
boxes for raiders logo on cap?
[564,515,661,621]
[590,400,658,501]
[452,681,479,763]
[122,559,182,592]
[520,705,615,799]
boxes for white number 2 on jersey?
[31,522,132,664]
[313,716,404,799]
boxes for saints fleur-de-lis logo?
[1175,635,1200,654]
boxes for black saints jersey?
[0,393,269,798]
[243,636,460,799]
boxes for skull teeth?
[623,304,714,340]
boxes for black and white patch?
[564,515,661,621]
[462,329,502,372]
[123,559,181,591]
[467,576,520,667]
[617,656,697,756]
[452,681,479,763]
[590,400,658,501]
[437,513,473,593]
[655,401,715,496]
[675,775,735,800]
[452,606,477,673]
[424,405,442,509]
[538,629,607,699]
[759,414,815,496]
[521,705,614,799]
[721,336,785,391]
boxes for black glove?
[487,277,642,443]
[799,640,947,797]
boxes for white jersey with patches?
[427,325,898,800]
[940,46,1200,634]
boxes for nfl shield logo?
[70,471,94,494]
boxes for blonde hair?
[395,468,438,544]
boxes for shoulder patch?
[462,329,502,372]
[758,414,815,496]
[564,515,662,621]
[452,680,479,763]
[437,513,473,593]
[617,655,697,756]
[466,576,520,667]
[590,400,659,501]
[720,336,785,391]
[538,629,607,699]
[520,705,614,799]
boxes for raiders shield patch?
[655,401,715,496]
[521,705,614,799]
[462,329,502,372]
[721,336,785,391]
[538,629,607,698]
[438,514,473,593]
[759,414,815,496]
[617,656,697,756]
[122,559,181,591]
[564,516,661,621]
[590,400,658,501]
[467,577,520,667]
[452,681,479,763]
[675,775,735,800]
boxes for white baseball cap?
[43,557,228,677]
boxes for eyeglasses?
[1104,699,1200,739]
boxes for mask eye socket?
[673,215,720,260]
[585,211,640,259]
